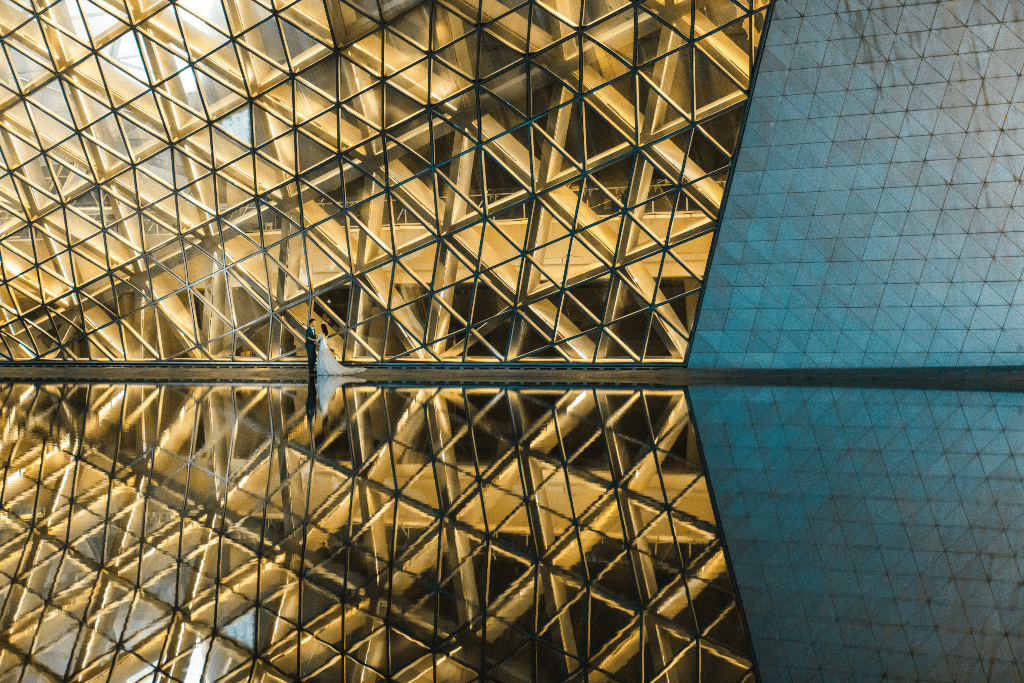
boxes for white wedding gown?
[316,337,362,376]
[315,337,363,413]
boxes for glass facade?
[0,382,755,682]
[4,0,1024,679]
[0,0,768,362]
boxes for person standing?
[304,325,317,376]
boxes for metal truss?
[0,0,770,362]
[0,382,755,682]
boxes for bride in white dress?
[316,335,362,376]
[315,331,362,413]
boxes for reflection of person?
[305,374,317,425]
[304,325,317,376]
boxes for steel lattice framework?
[0,383,755,682]
[0,0,769,362]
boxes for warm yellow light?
[0,0,766,362]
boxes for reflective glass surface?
[0,382,755,682]
[0,0,770,363]
[692,385,1024,682]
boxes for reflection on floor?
[0,383,754,683]
[692,386,1024,683]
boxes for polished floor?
[691,385,1024,683]
[0,382,752,683]
[1,378,1022,683]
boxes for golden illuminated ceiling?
[0,0,770,361]
[0,383,756,682]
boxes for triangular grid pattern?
[690,0,1024,368]
[692,385,1024,682]
[0,383,756,682]
[0,0,771,362]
